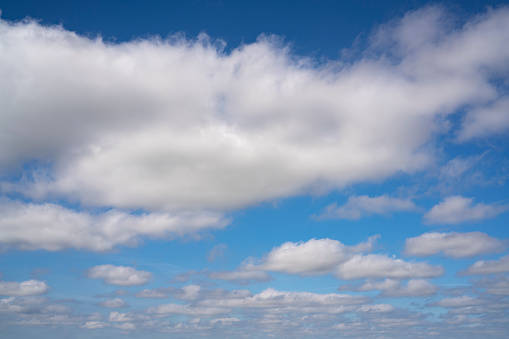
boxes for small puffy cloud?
[221,237,441,281]
[405,232,506,258]
[423,196,507,225]
[462,255,509,275]
[134,289,168,299]
[87,265,152,286]
[0,280,49,296]
[109,311,149,322]
[81,321,109,329]
[335,254,443,280]
[97,298,129,308]
[258,238,350,275]
[0,199,229,252]
[316,195,418,220]
[458,96,509,141]
[340,279,437,297]
[380,279,438,297]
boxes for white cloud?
[0,6,507,216]
[221,237,441,281]
[434,296,485,308]
[87,265,152,286]
[197,288,368,310]
[335,254,443,280]
[405,232,506,258]
[147,303,230,316]
[108,311,149,322]
[97,298,129,308]
[256,238,351,275]
[341,278,437,297]
[0,198,228,251]
[316,195,417,220]
[134,289,168,299]
[462,255,509,275]
[81,321,109,329]
[458,96,509,141]
[380,279,438,297]
[0,280,49,296]
[423,196,507,224]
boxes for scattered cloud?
[341,279,437,297]
[219,237,442,281]
[423,196,508,225]
[86,265,152,286]
[315,195,418,220]
[335,254,443,280]
[0,198,228,251]
[458,97,509,141]
[97,298,130,308]
[462,255,509,275]
[405,232,506,258]
[0,280,49,296]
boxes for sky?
[0,0,509,338]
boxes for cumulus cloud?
[97,298,129,308]
[433,296,485,308]
[134,289,168,299]
[197,288,368,310]
[405,232,506,258]
[458,96,509,141]
[256,238,351,275]
[0,280,49,296]
[220,237,442,281]
[0,5,507,217]
[462,255,509,275]
[316,195,418,220]
[81,321,109,329]
[341,279,437,297]
[86,265,152,286]
[335,254,443,280]
[380,279,438,297]
[423,196,508,224]
[0,198,228,251]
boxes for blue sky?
[0,0,509,338]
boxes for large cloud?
[1,6,508,215]
[405,232,506,258]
